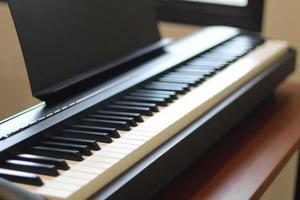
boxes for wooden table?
[154,82,300,200]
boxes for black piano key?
[163,74,205,82]
[180,63,223,70]
[0,168,43,186]
[222,40,250,45]
[107,104,154,116]
[230,36,257,42]
[69,124,120,138]
[183,65,224,71]
[30,146,84,161]
[201,51,235,57]
[158,77,198,86]
[222,39,251,45]
[228,44,254,49]
[225,40,257,48]
[238,35,262,42]
[47,136,100,150]
[214,47,250,53]
[224,43,250,48]
[150,81,190,89]
[123,96,168,106]
[62,129,112,143]
[207,49,244,57]
[89,114,137,127]
[40,141,92,156]
[212,48,248,56]
[167,70,203,77]
[220,44,252,50]
[15,154,69,170]
[186,59,228,67]
[144,84,187,94]
[82,118,131,131]
[129,92,173,102]
[135,89,178,99]
[169,71,212,78]
[176,67,215,75]
[96,110,144,122]
[167,72,206,79]
[199,53,236,60]
[214,51,248,57]
[220,40,254,47]
[175,68,215,76]
[252,38,264,45]
[200,53,237,62]
[115,101,159,112]
[4,160,59,177]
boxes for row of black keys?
[0,35,264,186]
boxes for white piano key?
[38,175,86,187]
[65,160,105,171]
[121,134,151,141]
[62,171,97,180]
[47,175,89,186]
[15,183,73,199]
[132,126,160,133]
[72,165,105,174]
[108,142,139,150]
[37,187,72,199]
[114,139,145,146]
[129,130,156,137]
[93,151,127,159]
[101,146,133,154]
[79,161,112,169]
[85,156,119,165]
[43,181,80,192]
[131,126,157,132]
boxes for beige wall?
[0,3,39,120]
[263,0,300,82]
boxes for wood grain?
[154,82,300,200]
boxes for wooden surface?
[155,82,300,200]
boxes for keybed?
[0,35,290,200]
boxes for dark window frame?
[156,0,264,32]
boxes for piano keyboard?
[0,35,289,200]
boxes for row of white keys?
[15,40,289,200]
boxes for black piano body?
[0,0,297,199]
